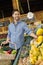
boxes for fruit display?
[29,27,43,65]
[0,45,17,55]
[29,41,43,65]
[35,27,43,45]
[36,28,43,36]
[37,36,43,43]
[29,40,43,64]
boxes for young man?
[2,9,37,50]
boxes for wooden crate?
[0,60,11,65]
[0,54,16,65]
[0,54,16,60]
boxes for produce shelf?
[0,54,16,60]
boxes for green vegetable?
[11,50,17,54]
[0,49,5,54]
[2,46,10,51]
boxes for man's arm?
[23,22,37,39]
[1,37,10,45]
[1,26,11,45]
[30,32,37,38]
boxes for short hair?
[12,9,20,15]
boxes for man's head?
[12,9,20,21]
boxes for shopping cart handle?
[13,47,22,65]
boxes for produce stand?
[0,35,32,65]
[0,38,16,65]
[0,54,16,60]
[0,24,43,65]
[0,54,16,65]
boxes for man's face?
[12,11,20,21]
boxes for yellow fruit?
[36,28,43,36]
[29,55,37,64]
[41,44,43,48]
[37,36,43,43]
[30,58,35,64]
[29,39,43,65]
[38,55,43,60]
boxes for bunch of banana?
[29,39,43,65]
[29,27,43,65]
[38,43,43,57]
[36,28,43,44]
[36,28,43,36]
[29,44,40,65]
[30,28,43,46]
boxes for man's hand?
[1,41,6,44]
[33,35,37,39]
[30,33,37,39]
[1,40,10,46]
[1,41,7,45]
[1,37,10,46]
